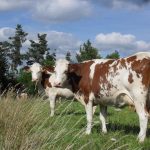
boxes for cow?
[53,52,150,142]
[23,63,73,117]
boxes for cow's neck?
[68,72,82,93]
[36,79,45,95]
[41,72,51,89]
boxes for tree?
[76,40,101,62]
[27,34,47,63]
[0,42,9,91]
[26,33,56,66]
[42,49,56,66]
[106,50,120,59]
[65,51,71,61]
[8,24,28,74]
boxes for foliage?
[17,70,37,95]
[106,50,120,59]
[27,34,48,63]
[8,24,28,73]
[25,33,56,67]
[0,42,9,91]
[65,51,72,61]
[76,40,101,62]
[42,50,56,66]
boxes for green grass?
[0,95,149,150]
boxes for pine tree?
[106,50,120,59]
[76,40,101,62]
[8,24,28,74]
[42,49,56,66]
[0,42,9,91]
[65,51,71,61]
[27,33,49,63]
[26,33,56,66]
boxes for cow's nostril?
[54,82,62,87]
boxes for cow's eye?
[64,71,68,74]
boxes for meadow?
[0,93,150,150]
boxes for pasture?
[0,94,150,150]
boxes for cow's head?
[54,59,69,87]
[23,63,43,82]
[54,59,81,87]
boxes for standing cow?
[53,52,150,142]
[23,63,73,116]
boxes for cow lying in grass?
[23,63,73,116]
[53,52,150,142]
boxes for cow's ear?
[23,66,31,72]
[41,66,54,75]
[41,67,46,72]
[68,64,81,76]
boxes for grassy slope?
[0,96,149,150]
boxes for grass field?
[0,95,150,150]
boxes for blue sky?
[0,0,150,58]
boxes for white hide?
[30,63,42,81]
[54,59,69,86]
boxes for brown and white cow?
[23,63,73,117]
[53,52,150,142]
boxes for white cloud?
[95,32,150,55]
[21,30,81,58]
[0,0,92,22]
[0,0,149,22]
[0,0,29,11]
[39,31,81,58]
[95,0,150,9]
[32,0,92,22]
[0,27,15,41]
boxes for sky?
[0,0,150,59]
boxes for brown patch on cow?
[68,61,94,104]
[68,64,82,76]
[91,60,115,97]
[113,60,119,72]
[126,55,137,63]
[120,58,127,69]
[128,73,134,83]
[131,58,150,88]
[42,66,54,73]
[41,67,54,89]
[128,56,150,114]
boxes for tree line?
[0,24,120,94]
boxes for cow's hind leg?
[85,100,93,134]
[134,97,148,142]
[99,105,107,133]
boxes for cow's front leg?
[49,94,56,117]
[99,105,107,133]
[85,100,93,134]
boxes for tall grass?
[0,93,149,150]
[0,94,88,150]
